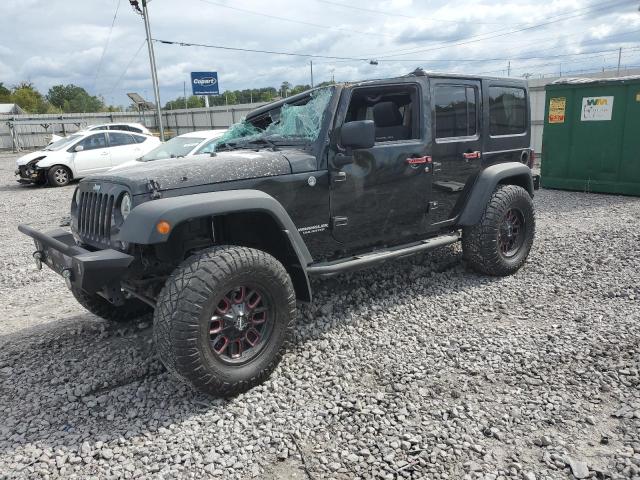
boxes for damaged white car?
[16,130,160,187]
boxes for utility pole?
[507,61,511,77]
[139,0,164,140]
[183,81,187,109]
[310,61,314,88]
[617,47,622,76]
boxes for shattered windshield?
[140,136,205,161]
[45,134,83,151]
[215,87,333,150]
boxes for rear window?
[489,86,527,136]
[108,132,137,146]
[435,85,477,139]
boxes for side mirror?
[74,145,84,152]
[339,120,375,150]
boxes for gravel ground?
[0,151,639,480]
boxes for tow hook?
[61,268,73,290]
[33,251,44,270]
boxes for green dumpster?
[541,76,640,196]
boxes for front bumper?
[15,166,43,184]
[18,225,133,295]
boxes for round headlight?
[121,193,132,220]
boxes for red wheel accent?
[209,316,224,334]
[229,339,243,359]
[213,336,229,354]
[216,296,231,314]
[232,286,246,304]
[247,290,261,309]
[246,328,261,347]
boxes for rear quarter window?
[133,135,148,144]
[489,86,527,136]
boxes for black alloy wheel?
[209,285,274,364]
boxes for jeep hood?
[84,150,293,195]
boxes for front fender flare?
[118,189,313,267]
[457,162,534,226]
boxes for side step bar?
[306,232,460,277]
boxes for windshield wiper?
[242,138,279,151]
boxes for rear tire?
[462,184,535,276]
[153,245,296,397]
[72,288,151,323]
[47,165,72,187]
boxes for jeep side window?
[489,86,527,136]
[435,85,477,139]
[345,85,419,143]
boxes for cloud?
[0,0,638,105]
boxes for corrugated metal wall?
[0,102,267,150]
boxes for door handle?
[101,152,109,156]
[406,156,432,165]
[332,171,347,183]
[462,151,481,160]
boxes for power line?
[477,50,640,75]
[317,26,640,66]
[345,0,631,59]
[106,39,146,96]
[373,0,635,59]
[94,0,122,93]
[154,37,640,67]
[314,0,503,25]
[154,38,373,61]
[193,0,395,39]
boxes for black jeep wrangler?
[20,70,536,396]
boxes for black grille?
[77,191,115,244]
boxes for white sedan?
[48,122,153,145]
[109,129,227,171]
[16,130,160,187]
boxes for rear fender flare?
[457,162,534,226]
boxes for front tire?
[47,165,72,187]
[462,184,535,276]
[72,288,151,322]
[153,246,296,397]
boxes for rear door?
[72,133,110,175]
[429,79,483,226]
[107,131,142,166]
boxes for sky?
[1,0,639,107]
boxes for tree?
[289,84,311,96]
[280,81,292,97]
[46,84,105,113]
[12,82,51,113]
[0,82,11,103]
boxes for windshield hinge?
[147,179,162,199]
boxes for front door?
[73,133,110,175]
[329,82,431,249]
[429,79,483,226]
